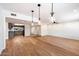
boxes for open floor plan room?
[0,3,79,56]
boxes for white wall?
[41,24,47,36]
[25,24,30,36]
[0,6,5,54]
[5,22,8,39]
[47,22,79,40]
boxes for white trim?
[0,49,4,54]
[0,39,6,55]
[0,47,5,55]
[48,34,79,40]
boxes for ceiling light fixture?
[50,3,56,23]
[31,10,34,26]
[38,4,41,25]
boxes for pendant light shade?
[31,10,34,26]
[38,20,41,25]
[50,3,55,23]
[38,4,41,25]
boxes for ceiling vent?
[11,13,16,16]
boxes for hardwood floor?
[1,36,79,56]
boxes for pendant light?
[50,3,55,23]
[31,10,34,26]
[38,4,41,25]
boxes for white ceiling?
[1,3,79,24]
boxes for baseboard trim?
[0,50,2,54]
[0,40,6,55]
[0,48,5,55]
[45,35,79,40]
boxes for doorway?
[30,25,41,36]
[8,23,25,39]
[13,25,25,36]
